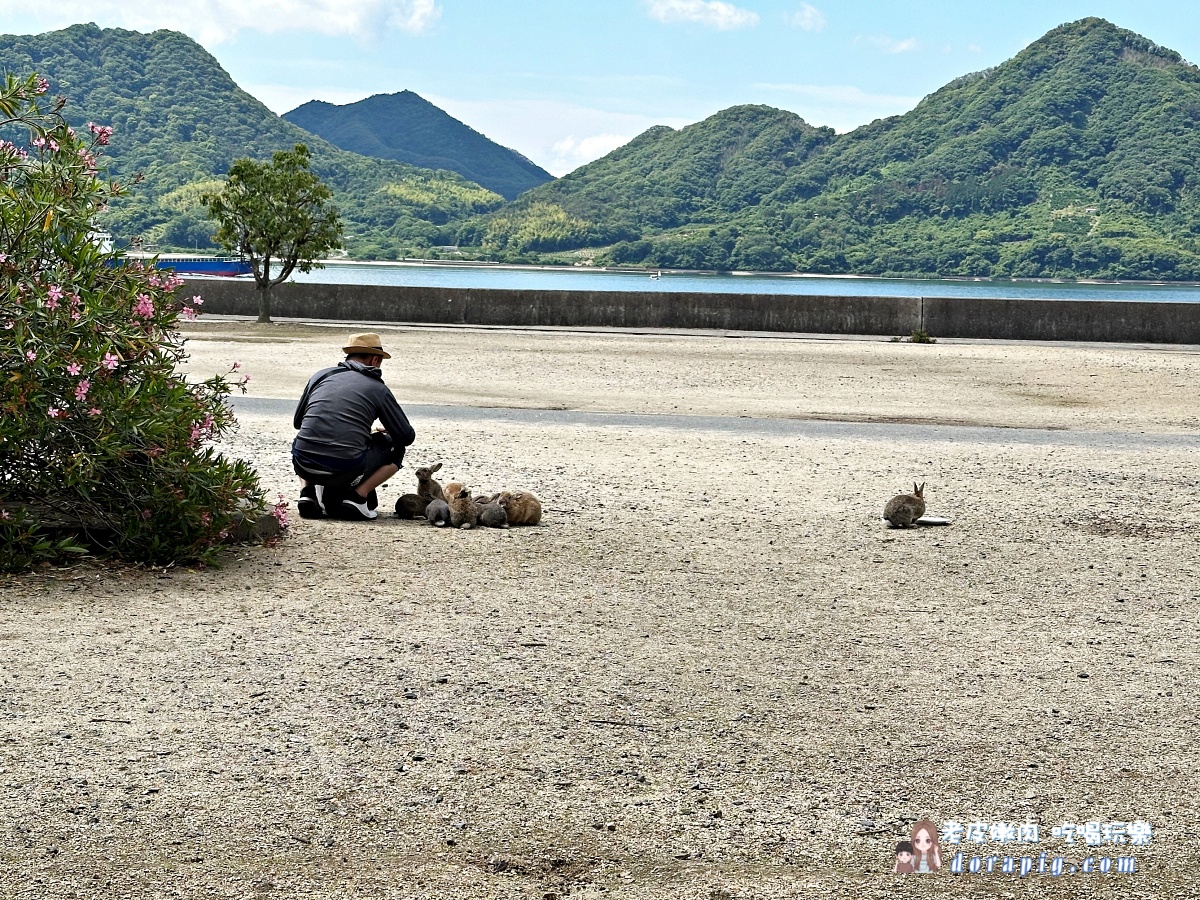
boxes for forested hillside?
[455,104,835,271]
[464,18,1200,280]
[7,18,1200,278]
[284,91,551,201]
[0,24,503,256]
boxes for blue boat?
[125,252,254,277]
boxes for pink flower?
[74,379,90,401]
[231,361,241,371]
[132,294,154,319]
[242,374,252,385]
[47,406,63,418]
[87,123,113,145]
[67,363,81,375]
[102,352,119,370]
[191,295,204,307]
[87,408,101,417]
[24,350,35,362]
[200,512,212,526]
[0,509,9,520]
[271,495,290,528]
[35,78,48,95]
[47,285,63,302]
[181,306,197,321]
[70,310,81,322]
[45,297,58,310]
[141,509,152,520]
[0,253,8,263]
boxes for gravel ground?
[1,320,1198,899]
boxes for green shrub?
[0,73,273,571]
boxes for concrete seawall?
[186,279,1200,344]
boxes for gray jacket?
[293,360,416,460]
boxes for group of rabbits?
[394,462,543,529]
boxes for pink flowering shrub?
[0,73,268,571]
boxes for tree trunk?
[257,283,272,323]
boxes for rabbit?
[425,498,450,527]
[415,463,445,502]
[442,481,464,504]
[394,493,428,519]
[448,486,478,529]
[476,499,509,528]
[499,490,542,526]
[883,482,926,528]
[473,491,501,506]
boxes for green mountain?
[456,104,834,268]
[467,18,1200,280]
[0,24,504,257]
[284,91,552,201]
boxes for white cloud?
[790,2,825,32]
[0,0,442,43]
[857,33,919,54]
[645,0,758,30]
[425,95,692,176]
[754,82,921,132]
[249,83,371,115]
[389,0,440,33]
[552,133,633,172]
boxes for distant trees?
[202,144,342,323]
[455,20,1200,281]
[0,25,504,259]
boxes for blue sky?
[0,1,1196,174]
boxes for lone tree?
[202,144,342,323]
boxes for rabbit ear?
[431,462,442,473]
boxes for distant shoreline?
[310,257,1200,288]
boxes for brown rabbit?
[415,463,445,502]
[883,483,926,528]
[442,481,464,504]
[448,486,478,529]
[499,490,542,526]
[394,493,428,519]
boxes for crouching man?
[292,332,415,521]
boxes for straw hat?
[342,332,391,359]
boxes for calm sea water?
[283,261,1200,303]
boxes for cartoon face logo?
[909,820,942,873]
[894,840,916,874]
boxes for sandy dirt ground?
[2,318,1199,899]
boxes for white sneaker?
[341,492,378,521]
[297,484,327,519]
